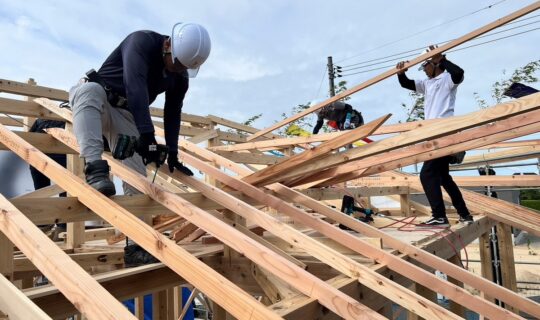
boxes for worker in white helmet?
[69,23,211,197]
[396,45,473,227]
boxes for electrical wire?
[1,113,30,129]
[313,65,328,101]
[339,19,540,72]
[339,14,540,69]
[336,0,508,64]
[338,26,540,77]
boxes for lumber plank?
[296,107,540,187]
[207,114,281,139]
[247,1,540,140]
[0,193,136,319]
[13,184,65,199]
[214,150,283,165]
[0,97,64,120]
[477,139,540,149]
[176,143,508,320]
[271,93,540,185]
[242,114,390,186]
[0,273,52,320]
[2,124,280,320]
[178,140,539,318]
[187,129,219,144]
[0,132,76,154]
[0,115,23,127]
[0,78,68,101]
[13,251,124,272]
[47,129,373,320]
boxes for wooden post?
[479,232,495,303]
[65,123,85,249]
[400,192,411,216]
[0,233,13,281]
[497,222,518,314]
[23,78,37,131]
[448,255,465,317]
[134,296,145,320]
[412,283,437,320]
[173,286,182,319]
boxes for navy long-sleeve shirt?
[97,30,188,152]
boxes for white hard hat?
[171,22,211,78]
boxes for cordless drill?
[113,134,169,182]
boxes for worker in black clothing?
[313,101,364,134]
[69,23,211,197]
[396,45,473,227]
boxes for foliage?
[520,188,540,201]
[401,59,540,120]
[401,91,425,122]
[335,80,351,101]
[520,200,540,212]
[474,59,540,109]
[277,80,352,137]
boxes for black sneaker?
[417,217,449,228]
[459,215,474,225]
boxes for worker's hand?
[167,152,194,176]
[396,61,408,74]
[135,132,164,166]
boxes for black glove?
[135,132,165,166]
[167,152,194,176]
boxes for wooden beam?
[207,114,281,139]
[14,251,124,272]
[263,93,540,186]
[178,141,539,317]
[0,193,136,319]
[3,124,280,320]
[0,132,75,154]
[0,116,23,127]
[213,150,283,165]
[477,139,540,149]
[242,114,390,186]
[0,97,64,120]
[0,78,68,101]
[187,129,219,144]
[0,233,13,280]
[47,129,371,319]
[300,106,540,187]
[0,273,52,320]
[496,223,518,314]
[176,143,507,319]
[246,1,540,140]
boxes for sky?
[0,0,539,194]
[1,0,539,128]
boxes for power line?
[338,26,540,77]
[339,17,540,71]
[335,0,508,64]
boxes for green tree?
[473,59,540,109]
[278,81,352,136]
[401,91,425,122]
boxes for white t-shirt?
[415,72,459,120]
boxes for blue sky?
[0,0,538,129]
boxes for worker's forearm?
[398,73,415,91]
[440,59,464,84]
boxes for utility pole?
[327,56,336,97]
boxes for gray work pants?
[69,81,146,195]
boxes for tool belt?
[85,69,128,109]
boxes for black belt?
[85,69,128,109]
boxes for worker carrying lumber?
[396,45,473,227]
[69,23,211,197]
[312,101,364,134]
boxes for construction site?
[1,1,540,320]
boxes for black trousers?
[420,156,470,218]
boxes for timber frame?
[1,3,540,319]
